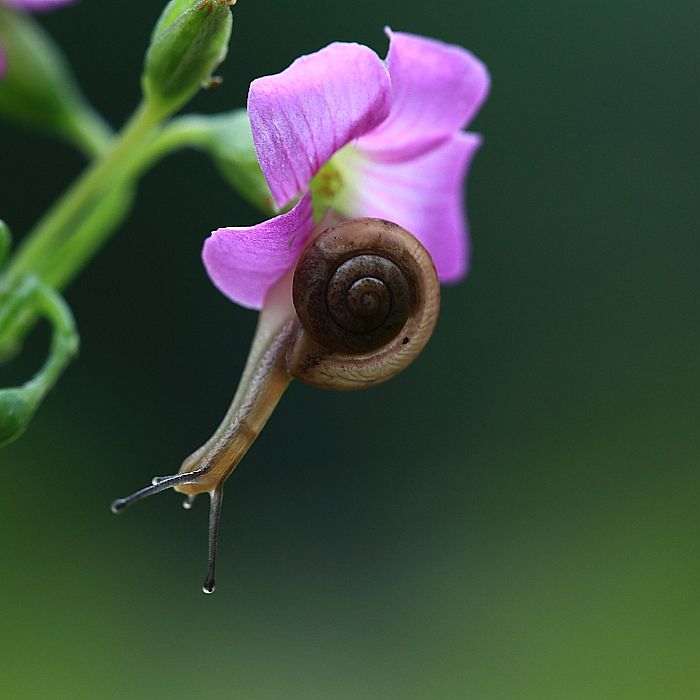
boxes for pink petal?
[202,194,314,310]
[358,29,490,161]
[248,42,391,210]
[349,133,483,283]
[4,0,76,10]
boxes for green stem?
[64,104,114,159]
[38,118,210,290]
[0,185,136,354]
[134,114,212,171]
[0,220,10,268]
[37,118,212,290]
[0,114,215,355]
[46,186,136,291]
[24,281,79,399]
[0,278,78,446]
[1,101,162,293]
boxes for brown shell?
[289,218,441,390]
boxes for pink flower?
[0,0,76,78]
[203,29,490,310]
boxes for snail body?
[111,217,441,592]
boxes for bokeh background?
[1,1,699,698]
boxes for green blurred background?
[1,1,699,698]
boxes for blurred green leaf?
[0,6,110,156]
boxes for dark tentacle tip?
[202,579,216,595]
[110,499,127,514]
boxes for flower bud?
[143,0,234,117]
[0,386,38,447]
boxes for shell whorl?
[290,218,440,390]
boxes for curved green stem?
[0,278,78,446]
[25,280,79,395]
[135,114,212,171]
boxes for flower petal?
[202,194,314,310]
[358,29,490,161]
[4,0,76,10]
[248,42,391,209]
[346,133,483,282]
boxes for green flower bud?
[143,0,234,118]
[0,220,11,268]
[0,7,110,156]
[0,386,38,448]
[203,110,273,213]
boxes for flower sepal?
[200,110,273,213]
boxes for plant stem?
[0,113,217,356]
[135,115,212,171]
[0,278,78,447]
[1,101,162,293]
[24,281,79,399]
[44,118,214,288]
[64,105,114,159]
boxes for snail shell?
[289,218,441,390]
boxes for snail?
[111,217,440,593]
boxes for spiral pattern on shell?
[289,218,441,394]
[294,220,430,354]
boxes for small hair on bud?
[198,0,237,11]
